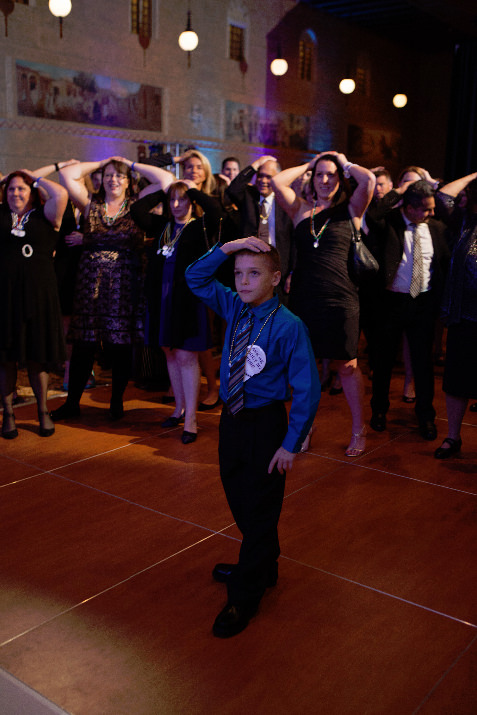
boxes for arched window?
[228,0,249,62]
[298,29,316,82]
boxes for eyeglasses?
[103,173,128,181]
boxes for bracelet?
[342,161,354,178]
[131,162,136,171]
[54,162,59,172]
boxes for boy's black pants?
[218,401,288,608]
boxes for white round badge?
[244,345,266,381]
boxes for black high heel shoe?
[161,412,184,428]
[38,410,55,437]
[2,412,18,440]
[181,430,197,444]
[434,437,462,459]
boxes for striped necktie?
[227,309,253,414]
[409,223,423,298]
[257,197,271,243]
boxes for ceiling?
[299,0,477,46]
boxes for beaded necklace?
[103,199,127,226]
[11,209,35,237]
[309,202,330,248]
[228,304,281,366]
[158,218,195,257]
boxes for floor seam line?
[280,555,477,629]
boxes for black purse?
[348,220,379,285]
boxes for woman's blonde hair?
[182,149,216,196]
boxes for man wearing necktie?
[370,180,450,440]
[186,237,320,638]
[226,155,295,303]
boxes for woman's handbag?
[348,220,379,285]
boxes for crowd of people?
[1,146,476,638]
[0,148,475,457]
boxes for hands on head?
[220,236,272,255]
[251,155,277,171]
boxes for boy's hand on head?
[268,447,295,475]
[220,237,271,255]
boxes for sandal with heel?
[300,426,314,453]
[345,425,367,457]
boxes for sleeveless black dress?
[289,202,359,360]
[0,205,65,363]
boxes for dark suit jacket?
[226,165,295,278]
[373,208,450,306]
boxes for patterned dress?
[68,198,145,345]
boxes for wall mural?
[16,60,162,132]
[226,100,309,150]
[347,124,401,166]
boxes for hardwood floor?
[0,372,476,714]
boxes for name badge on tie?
[244,345,266,381]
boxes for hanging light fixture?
[393,93,408,108]
[49,0,72,39]
[0,0,14,37]
[178,4,198,68]
[270,57,288,77]
[339,78,355,95]
[270,44,288,76]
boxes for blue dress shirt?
[186,244,321,452]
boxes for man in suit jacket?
[226,155,295,302]
[370,180,450,440]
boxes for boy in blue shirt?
[186,236,320,637]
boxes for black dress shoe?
[212,562,278,588]
[181,430,197,444]
[51,402,81,422]
[470,402,477,412]
[419,420,437,441]
[212,602,258,638]
[370,412,386,432]
[212,563,236,583]
[161,414,184,428]
[108,403,124,421]
[198,399,221,411]
[434,437,462,459]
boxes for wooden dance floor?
[0,369,476,714]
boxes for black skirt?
[442,319,477,398]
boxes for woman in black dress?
[0,171,68,438]
[272,152,375,456]
[434,171,477,458]
[131,178,221,443]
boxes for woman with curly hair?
[51,156,169,422]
